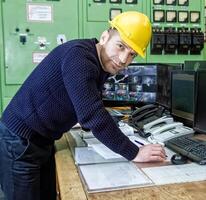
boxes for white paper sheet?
[91,143,123,159]
[142,163,206,185]
[79,162,153,192]
[74,147,126,165]
[79,123,134,139]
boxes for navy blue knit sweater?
[1,38,139,160]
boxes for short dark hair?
[107,28,118,39]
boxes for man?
[0,11,166,200]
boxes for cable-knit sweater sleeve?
[61,46,139,160]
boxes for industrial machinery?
[0,0,205,114]
[0,0,79,113]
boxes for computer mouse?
[171,154,188,165]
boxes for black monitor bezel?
[193,70,206,134]
[155,63,183,110]
[170,70,195,126]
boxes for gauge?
[153,0,164,4]
[166,0,176,5]
[154,10,165,22]
[110,0,122,3]
[110,9,122,20]
[178,0,189,6]
[190,11,200,23]
[178,11,188,23]
[125,0,137,4]
[93,0,106,2]
[166,11,177,22]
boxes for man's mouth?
[112,60,122,69]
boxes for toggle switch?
[19,34,27,45]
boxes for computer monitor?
[102,64,157,108]
[171,71,195,126]
[156,64,182,109]
[194,71,206,134]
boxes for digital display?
[102,64,157,105]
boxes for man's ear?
[99,30,110,45]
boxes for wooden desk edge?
[55,134,87,200]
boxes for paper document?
[142,163,206,185]
[91,143,123,159]
[84,135,144,159]
[79,162,153,192]
[79,130,94,139]
[119,122,134,136]
[79,123,134,139]
[84,137,100,146]
[74,147,126,165]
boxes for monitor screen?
[171,71,195,123]
[194,71,206,134]
[156,64,182,109]
[102,64,157,107]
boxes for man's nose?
[119,52,128,65]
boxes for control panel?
[148,0,205,63]
[0,0,205,114]
[0,0,79,111]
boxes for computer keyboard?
[166,136,206,165]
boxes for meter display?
[153,10,165,22]
[93,0,106,2]
[110,0,122,3]
[178,0,189,6]
[178,11,189,22]
[190,11,200,23]
[166,0,176,5]
[110,9,122,20]
[166,11,177,22]
[125,0,137,4]
[153,0,164,4]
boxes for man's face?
[98,30,137,75]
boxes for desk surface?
[55,134,206,200]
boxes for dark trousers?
[0,122,56,200]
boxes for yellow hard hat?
[109,11,152,58]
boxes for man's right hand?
[132,144,166,163]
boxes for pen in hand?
[134,140,144,146]
[134,140,168,158]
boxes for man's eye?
[117,44,124,49]
[130,53,137,58]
